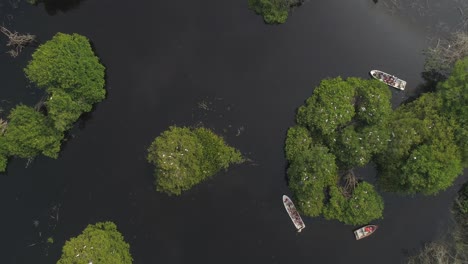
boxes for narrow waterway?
[0,0,466,263]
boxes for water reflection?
[36,0,84,15]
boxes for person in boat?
[365,226,373,233]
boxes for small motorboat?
[283,195,305,232]
[370,70,406,90]
[354,225,378,240]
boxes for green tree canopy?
[296,77,391,169]
[57,222,132,264]
[147,126,243,195]
[437,57,468,165]
[2,105,62,159]
[248,0,289,24]
[284,125,313,162]
[287,144,337,216]
[0,33,106,172]
[24,33,105,131]
[323,182,384,225]
[376,93,463,195]
[286,77,390,224]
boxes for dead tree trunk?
[0,26,36,57]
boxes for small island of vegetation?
[0,33,105,172]
[57,221,132,264]
[286,77,389,225]
[286,56,467,225]
[147,126,244,195]
[248,0,303,24]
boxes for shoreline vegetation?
[248,0,304,24]
[147,126,244,195]
[285,55,467,225]
[407,183,468,264]
[0,33,106,172]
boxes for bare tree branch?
[0,26,36,57]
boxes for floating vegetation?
[197,100,210,111]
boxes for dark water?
[0,0,467,263]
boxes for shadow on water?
[400,70,447,105]
[35,0,84,15]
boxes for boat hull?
[354,225,378,240]
[283,195,306,232]
[370,70,406,91]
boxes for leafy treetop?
[147,126,243,195]
[57,222,132,264]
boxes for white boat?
[354,225,378,240]
[370,70,406,90]
[283,195,305,232]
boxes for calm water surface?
[0,0,467,263]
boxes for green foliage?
[437,57,468,165]
[147,126,243,195]
[351,78,392,125]
[297,77,356,135]
[47,237,54,244]
[345,182,384,225]
[287,145,338,216]
[248,0,289,24]
[24,33,105,132]
[0,153,7,172]
[323,183,384,225]
[286,77,390,224]
[376,93,463,195]
[25,33,105,103]
[0,33,105,172]
[2,105,63,159]
[192,127,244,176]
[57,222,132,264]
[296,77,391,169]
[284,126,313,162]
[437,57,468,120]
[455,183,468,216]
[322,186,347,221]
[401,144,462,195]
[46,89,92,131]
[0,135,7,172]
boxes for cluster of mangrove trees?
[286,57,467,225]
[147,126,244,195]
[57,221,132,264]
[0,33,106,172]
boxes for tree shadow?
[400,70,447,105]
[36,0,85,16]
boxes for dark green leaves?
[2,105,63,159]
[248,0,289,24]
[57,222,132,264]
[0,33,106,172]
[286,77,389,225]
[147,127,243,195]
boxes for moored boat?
[283,195,305,232]
[354,225,378,240]
[370,70,406,90]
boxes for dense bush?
[25,32,105,131]
[248,0,289,24]
[147,126,243,195]
[57,222,132,264]
[286,77,389,225]
[0,33,105,172]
